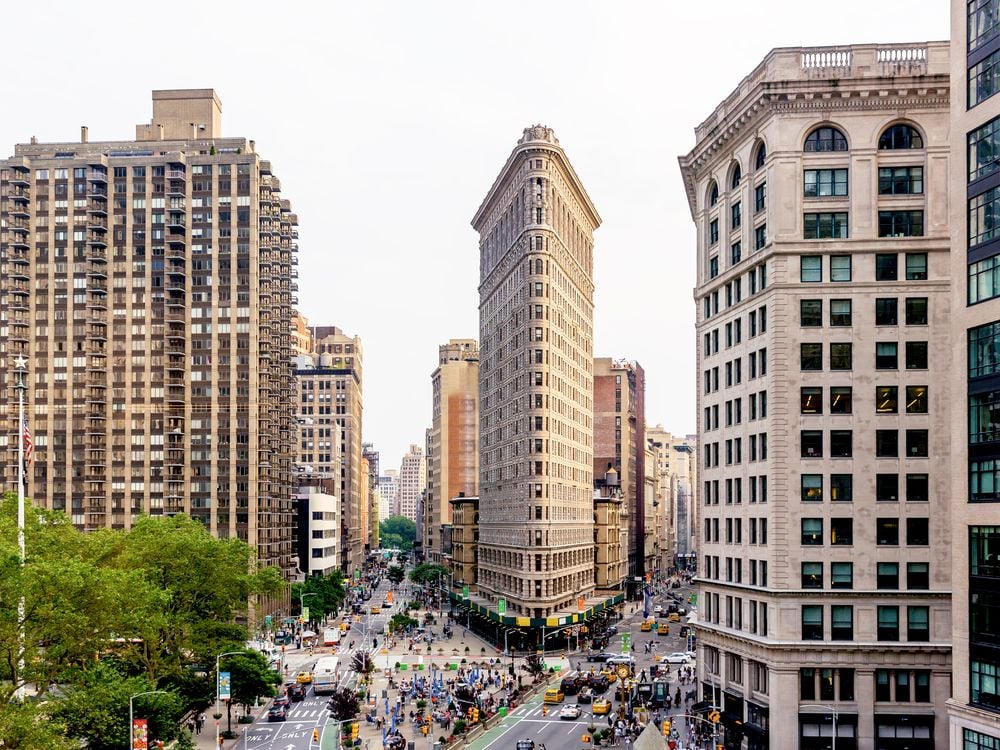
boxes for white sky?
[3,0,949,470]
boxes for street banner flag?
[462,585,469,599]
[497,598,506,615]
[131,718,148,750]
[303,606,310,622]
[577,597,585,612]
[219,670,231,700]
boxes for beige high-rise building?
[0,89,298,588]
[378,470,399,520]
[398,444,425,522]
[948,1,1000,745]
[681,44,952,748]
[647,426,699,569]
[291,311,312,357]
[297,326,364,573]
[473,125,601,619]
[425,338,479,563]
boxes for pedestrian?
[197,712,206,735]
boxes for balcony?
[87,185,108,198]
[7,186,30,200]
[87,278,108,293]
[7,280,29,295]
[88,170,108,183]
[165,276,185,293]
[168,170,186,180]
[87,216,108,232]
[87,232,108,246]
[9,171,29,186]
[8,202,29,218]
[87,324,107,340]
[87,262,108,278]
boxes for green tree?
[379,516,416,552]
[292,570,347,620]
[409,563,448,585]
[53,662,184,750]
[325,685,361,722]
[521,654,545,681]
[388,613,417,634]
[386,565,405,585]
[224,652,279,732]
[0,700,76,750]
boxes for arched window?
[754,142,767,170]
[804,126,848,153]
[731,165,742,190]
[709,181,719,207]
[879,124,923,150]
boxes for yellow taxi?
[657,623,670,636]
[592,699,612,715]
[668,613,681,623]
[640,620,653,632]
[600,667,617,683]
[340,622,350,632]
[543,688,565,704]
[296,671,313,684]
[371,606,381,615]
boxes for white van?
[323,628,341,646]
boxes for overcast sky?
[3,1,949,471]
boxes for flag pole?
[14,354,27,702]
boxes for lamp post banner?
[219,671,231,700]
[132,718,148,750]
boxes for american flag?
[22,415,33,467]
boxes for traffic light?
[662,720,671,736]
[313,729,320,742]
[351,722,359,740]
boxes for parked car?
[558,704,582,720]
[578,688,593,704]
[663,652,690,664]
[267,704,288,722]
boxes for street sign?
[498,598,506,615]
[355,570,361,579]
[462,585,469,599]
[621,633,631,653]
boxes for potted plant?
[416,699,427,710]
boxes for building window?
[804,168,848,197]
[906,385,928,413]
[802,562,823,588]
[802,474,823,501]
[831,518,853,545]
[878,606,900,640]
[800,256,822,282]
[906,429,929,457]
[709,182,719,207]
[804,126,848,152]
[971,0,1000,52]
[709,256,719,278]
[731,202,742,230]
[876,253,899,281]
[830,343,852,370]
[830,299,852,326]
[879,210,924,237]
[801,387,822,414]
[801,605,824,639]
[754,142,767,170]
[970,321,1000,378]
[730,242,741,265]
[755,223,767,250]
[876,474,899,502]
[969,114,1000,182]
[831,474,853,502]
[971,48,1000,108]
[877,430,899,457]
[970,254,1000,304]
[831,605,853,640]
[906,252,928,280]
[801,343,822,371]
[964,728,1000,749]
[804,212,848,239]
[831,562,853,589]
[907,562,929,590]
[972,658,1000,708]
[876,342,898,370]
[801,518,823,545]
[731,164,742,190]
[971,390,1000,444]
[877,518,900,546]
[801,430,823,458]
[906,297,929,325]
[879,166,924,195]
[972,526,1000,577]
[830,430,852,457]
[878,124,924,150]
[876,298,898,325]
[970,188,1000,247]
[878,562,899,589]
[830,254,851,281]
[830,387,852,414]
[907,606,930,642]
[907,518,929,545]
[709,219,719,246]
[906,341,929,369]
[801,299,822,327]
[754,182,766,213]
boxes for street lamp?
[13,354,27,703]
[215,651,248,748]
[129,690,169,750]
[800,703,839,750]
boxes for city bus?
[312,656,340,695]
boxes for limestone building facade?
[473,125,601,618]
[680,43,952,749]
[397,443,425,522]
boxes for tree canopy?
[378,516,416,552]
[386,565,405,584]
[409,563,449,585]
[292,570,347,620]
